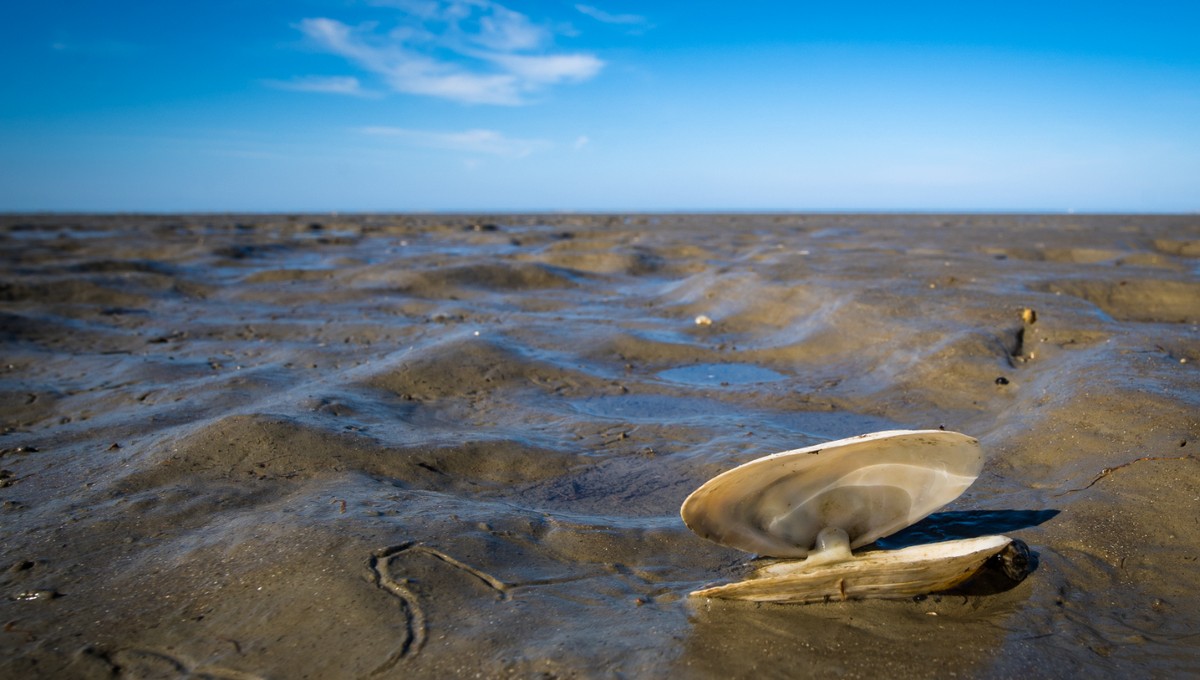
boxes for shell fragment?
[694,534,1029,603]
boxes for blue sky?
[2,1,1198,212]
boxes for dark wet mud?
[1,214,1198,678]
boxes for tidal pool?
[657,363,786,386]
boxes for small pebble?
[694,315,713,327]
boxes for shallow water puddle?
[571,394,733,421]
[656,362,786,386]
[569,393,900,443]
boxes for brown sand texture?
[1,213,1198,678]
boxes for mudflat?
[1,214,1198,678]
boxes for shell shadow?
[873,509,1059,549]
[874,509,1058,596]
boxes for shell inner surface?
[681,430,983,557]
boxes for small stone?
[694,315,713,327]
[1021,308,1037,324]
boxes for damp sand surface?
[1,214,1199,678]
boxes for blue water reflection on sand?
[571,393,900,441]
[656,363,786,386]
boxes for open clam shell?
[681,430,984,558]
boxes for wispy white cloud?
[470,3,545,51]
[294,1,604,105]
[573,135,590,150]
[263,75,380,97]
[574,4,646,25]
[361,126,551,157]
[481,52,601,84]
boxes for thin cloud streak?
[294,2,604,105]
[481,52,602,84]
[263,75,379,97]
[574,4,646,25]
[470,3,545,51]
[361,126,551,157]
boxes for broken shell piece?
[681,430,983,558]
[682,430,1031,602]
[694,534,1028,603]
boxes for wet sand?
[1,213,1198,678]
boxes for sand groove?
[110,648,264,680]
[367,539,572,669]
[368,544,429,672]
[1054,453,1199,496]
[366,539,619,672]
